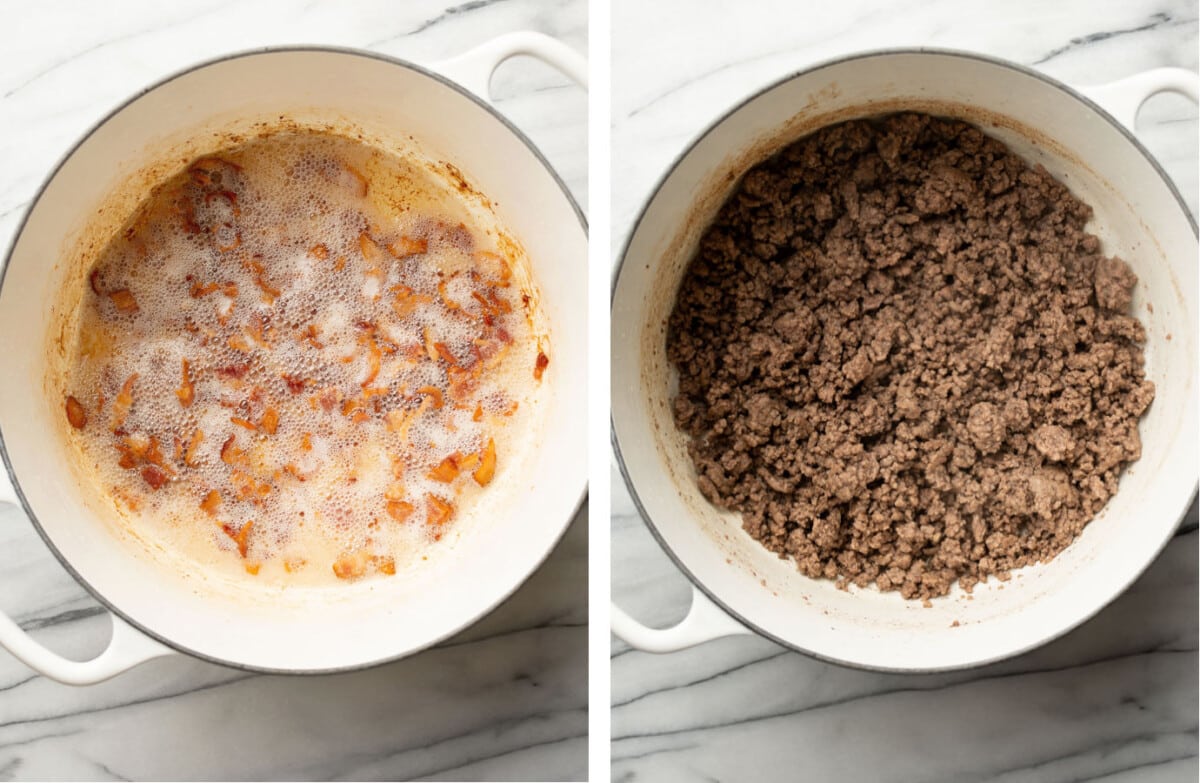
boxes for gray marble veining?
[611,0,1198,780]
[0,1,586,781]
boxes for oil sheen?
[61,131,548,588]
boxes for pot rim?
[610,45,1198,673]
[0,44,588,676]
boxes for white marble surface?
[611,1,1198,781]
[0,1,586,781]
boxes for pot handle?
[430,31,588,98]
[611,585,753,653]
[1079,67,1199,131]
[0,470,173,685]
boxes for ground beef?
[666,112,1155,600]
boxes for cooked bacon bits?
[65,396,88,429]
[176,359,195,407]
[200,489,221,515]
[386,499,415,522]
[261,406,279,435]
[111,374,137,431]
[534,351,549,381]
[68,134,541,584]
[388,236,427,259]
[222,520,253,558]
[427,495,454,527]
[417,386,444,410]
[474,439,496,487]
[428,454,461,483]
[108,289,139,313]
[141,465,167,490]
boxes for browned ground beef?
[666,112,1155,600]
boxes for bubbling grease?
[62,132,547,586]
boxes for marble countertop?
[0,1,586,781]
[610,0,1198,781]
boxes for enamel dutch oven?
[611,49,1198,671]
[0,33,587,682]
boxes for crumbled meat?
[667,112,1154,600]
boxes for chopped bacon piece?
[216,363,249,379]
[244,563,261,575]
[433,342,457,366]
[317,388,339,413]
[176,359,195,407]
[89,269,103,295]
[362,336,382,387]
[332,550,369,580]
[428,454,461,483]
[388,235,427,259]
[112,374,137,431]
[282,373,307,394]
[230,416,257,431]
[376,556,396,576]
[283,558,306,573]
[534,351,549,381]
[309,244,329,260]
[65,396,87,429]
[220,435,247,466]
[426,495,454,526]
[300,324,324,349]
[301,433,312,451]
[386,500,415,523]
[109,289,139,313]
[416,386,444,410]
[184,429,203,466]
[200,489,221,516]
[141,465,167,490]
[222,520,253,558]
[261,406,279,435]
[474,438,496,486]
[359,231,384,264]
[472,404,483,422]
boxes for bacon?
[222,520,253,558]
[109,289,139,313]
[64,396,87,429]
[111,374,137,431]
[260,406,279,435]
[200,489,221,515]
[141,465,167,490]
[428,454,461,483]
[473,438,496,486]
[176,359,195,407]
[282,373,307,394]
[416,386,444,410]
[534,351,550,381]
[386,500,415,523]
[426,495,454,527]
[387,236,427,259]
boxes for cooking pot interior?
[613,51,1196,670]
[0,50,586,672]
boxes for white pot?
[611,50,1198,671]
[0,34,587,683]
